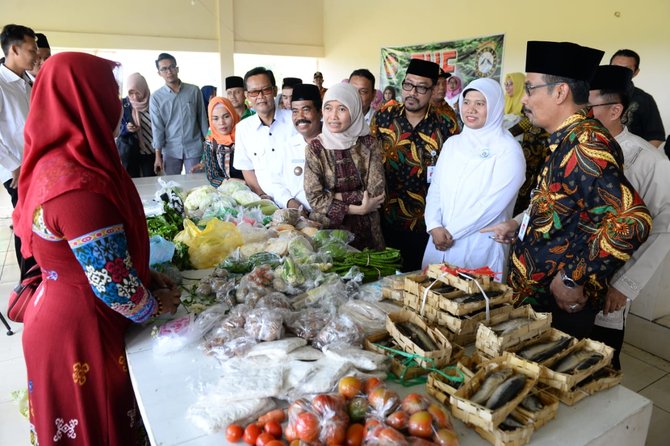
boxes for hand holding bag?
[7,264,42,323]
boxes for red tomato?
[427,403,452,430]
[265,441,286,446]
[368,387,400,418]
[402,393,430,414]
[386,410,409,430]
[377,426,408,444]
[226,424,244,443]
[364,377,382,394]
[264,421,282,438]
[243,423,262,445]
[256,432,276,446]
[295,412,320,443]
[312,394,345,416]
[408,411,434,438]
[338,376,363,399]
[284,422,297,442]
[433,428,459,446]
[258,409,287,425]
[346,423,365,446]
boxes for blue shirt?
[149,82,208,159]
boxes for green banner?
[380,34,505,93]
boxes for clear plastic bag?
[338,300,389,335]
[235,265,274,305]
[149,235,176,266]
[285,307,333,342]
[154,312,224,356]
[155,177,185,215]
[244,308,284,342]
[313,314,365,350]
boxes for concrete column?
[217,0,235,91]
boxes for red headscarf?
[207,97,239,146]
[13,52,150,283]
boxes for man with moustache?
[271,83,323,211]
[349,69,376,126]
[370,59,458,271]
[233,66,297,198]
[150,53,208,175]
[0,24,38,274]
[587,65,670,368]
[225,75,255,120]
[482,41,652,339]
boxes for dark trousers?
[533,295,598,340]
[4,179,37,279]
[381,224,428,272]
[590,324,625,370]
[128,153,156,178]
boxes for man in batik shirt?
[483,41,651,339]
[370,59,458,271]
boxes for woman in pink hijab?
[116,73,155,177]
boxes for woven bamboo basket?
[473,411,535,446]
[439,303,514,335]
[364,331,429,380]
[426,262,494,294]
[546,366,622,405]
[386,311,452,369]
[539,338,614,392]
[506,328,577,365]
[427,361,475,399]
[476,305,552,357]
[513,388,559,429]
[450,352,540,431]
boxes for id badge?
[518,211,530,241]
[427,166,435,184]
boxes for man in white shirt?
[233,67,298,198]
[272,83,323,211]
[349,68,376,126]
[588,65,670,369]
[0,24,37,272]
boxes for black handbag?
[7,264,42,322]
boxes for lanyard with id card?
[427,149,438,183]
[518,188,539,242]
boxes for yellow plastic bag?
[174,218,243,269]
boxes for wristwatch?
[560,271,577,289]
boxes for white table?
[126,319,651,446]
[127,174,653,445]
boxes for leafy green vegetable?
[330,248,402,282]
[171,241,193,271]
[146,203,184,240]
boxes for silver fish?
[490,317,529,335]
[486,373,527,410]
[453,291,504,304]
[517,336,572,363]
[470,369,513,405]
[552,349,603,374]
[520,394,544,412]
[397,322,439,351]
[499,414,525,431]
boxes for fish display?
[470,369,514,405]
[517,336,573,363]
[489,317,530,336]
[551,349,604,374]
[486,373,527,410]
[396,321,439,351]
[520,394,544,412]
[499,414,525,431]
[453,290,504,304]
[576,368,611,387]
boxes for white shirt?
[595,127,670,329]
[0,64,32,183]
[233,108,297,195]
[271,132,311,210]
[364,107,374,127]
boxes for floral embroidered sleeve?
[68,225,156,323]
[41,191,157,323]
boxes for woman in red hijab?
[13,52,181,445]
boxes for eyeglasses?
[523,81,563,96]
[589,102,620,107]
[247,86,274,98]
[402,80,432,95]
[158,64,177,73]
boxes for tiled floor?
[0,203,669,445]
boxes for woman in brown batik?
[304,83,386,250]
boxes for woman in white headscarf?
[422,78,525,278]
[304,83,386,250]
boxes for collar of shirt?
[250,108,294,131]
[546,107,591,153]
[0,64,30,85]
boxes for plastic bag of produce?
[155,177,185,214]
[311,229,355,248]
[153,308,226,356]
[174,218,243,269]
[232,189,262,206]
[149,235,176,266]
[217,178,250,196]
[244,308,284,342]
[235,265,274,305]
[313,314,365,350]
[285,307,334,341]
[236,221,272,245]
[338,300,390,335]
